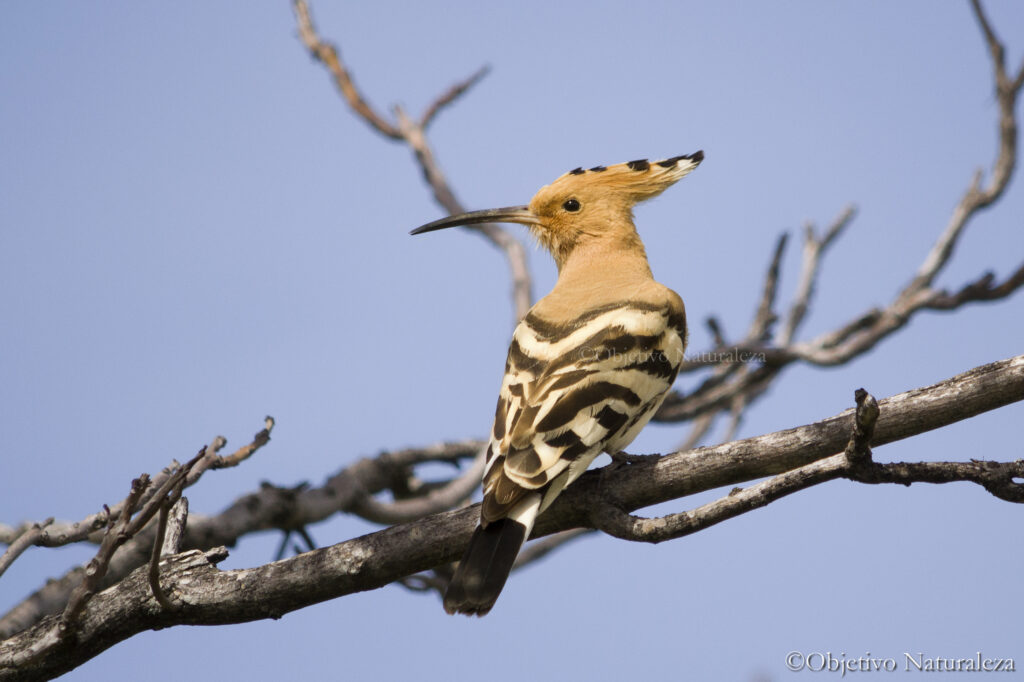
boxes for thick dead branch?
[0,439,482,638]
[2,356,1022,680]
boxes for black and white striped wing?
[481,302,686,523]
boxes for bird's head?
[411,152,703,268]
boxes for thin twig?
[420,65,491,129]
[777,205,856,346]
[148,506,176,611]
[705,316,726,347]
[746,233,787,342]
[293,0,401,139]
[210,416,274,469]
[926,263,1024,309]
[0,519,53,580]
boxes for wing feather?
[481,301,685,522]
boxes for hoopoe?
[411,152,703,616]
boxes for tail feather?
[443,519,527,616]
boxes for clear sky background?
[2,2,1023,680]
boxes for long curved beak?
[410,205,540,235]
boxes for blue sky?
[2,2,1022,680]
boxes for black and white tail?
[443,518,528,616]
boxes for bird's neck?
[556,232,653,280]
[543,234,656,311]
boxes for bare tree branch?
[747,233,788,342]
[0,439,482,638]
[391,105,534,320]
[59,448,205,635]
[210,417,274,469]
[59,475,150,633]
[347,446,485,524]
[420,65,491,130]
[777,205,857,346]
[160,497,188,557]
[0,418,273,554]
[587,355,1024,532]
[590,452,850,544]
[674,230,793,448]
[657,0,1024,427]
[293,0,400,139]
[0,421,276,638]
[148,488,188,612]
[589,382,1019,540]
[0,520,52,581]
[2,356,1022,680]
[292,0,534,320]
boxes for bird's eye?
[562,198,581,212]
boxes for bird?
[410,151,703,616]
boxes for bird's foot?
[606,451,661,472]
